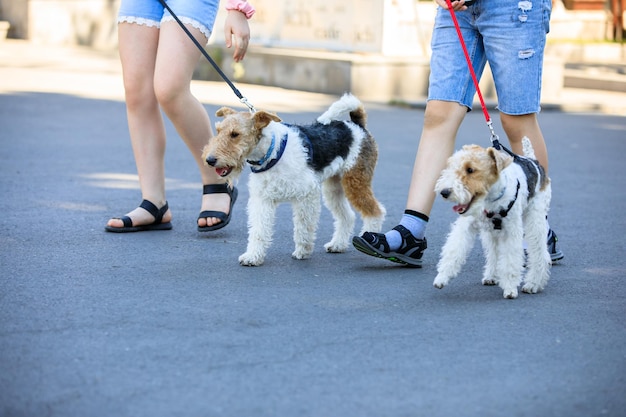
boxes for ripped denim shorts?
[428,0,552,115]
[117,0,219,40]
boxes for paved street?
[1,41,625,417]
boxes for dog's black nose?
[205,156,217,166]
[440,188,451,199]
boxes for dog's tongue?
[453,204,468,214]
[216,167,230,177]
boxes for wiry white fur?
[433,137,551,299]
[237,95,385,266]
[316,93,363,125]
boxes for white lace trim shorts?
[117,0,219,40]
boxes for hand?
[434,0,469,11]
[224,10,251,62]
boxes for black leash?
[444,0,514,157]
[156,0,256,112]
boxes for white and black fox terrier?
[433,137,551,299]
[201,94,386,266]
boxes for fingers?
[454,0,469,11]
[232,36,249,62]
[436,0,468,10]
[224,11,251,62]
[223,31,249,62]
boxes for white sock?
[385,212,427,250]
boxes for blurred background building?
[1,0,624,102]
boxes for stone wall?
[4,0,620,102]
[209,0,434,57]
[0,0,27,39]
[0,0,119,49]
[1,0,618,48]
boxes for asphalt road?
[1,42,625,417]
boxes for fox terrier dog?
[201,94,386,266]
[433,137,551,299]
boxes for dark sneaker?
[547,229,564,263]
[352,225,427,268]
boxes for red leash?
[443,0,508,152]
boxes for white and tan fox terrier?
[433,137,551,299]
[201,94,386,266]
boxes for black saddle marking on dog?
[513,155,544,199]
[294,121,355,172]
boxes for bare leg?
[107,23,172,228]
[500,112,549,174]
[501,112,557,252]
[352,100,466,261]
[405,100,467,216]
[154,21,232,228]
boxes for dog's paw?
[292,248,313,260]
[482,277,498,286]
[324,241,348,253]
[239,252,264,266]
[502,288,519,299]
[433,274,449,289]
[521,283,543,294]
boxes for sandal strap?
[361,231,390,253]
[203,183,231,195]
[392,224,427,254]
[392,225,413,240]
[197,210,228,222]
[139,199,168,223]
[119,216,133,228]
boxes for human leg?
[353,4,480,263]
[384,101,465,244]
[154,20,233,229]
[406,101,467,217]
[500,112,563,262]
[500,113,548,173]
[380,101,465,242]
[477,0,551,170]
[479,0,562,261]
[351,100,465,265]
[106,20,172,230]
[388,5,481,244]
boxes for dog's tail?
[317,93,366,128]
[521,136,536,159]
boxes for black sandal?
[197,184,238,232]
[105,200,172,233]
[352,225,427,268]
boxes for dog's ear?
[487,147,513,173]
[252,111,282,130]
[462,144,483,152]
[216,107,237,117]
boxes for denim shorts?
[428,0,552,115]
[117,0,219,40]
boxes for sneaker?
[352,225,427,268]
[547,229,564,263]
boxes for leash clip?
[240,97,257,113]
[487,120,501,150]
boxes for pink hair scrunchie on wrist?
[225,0,256,19]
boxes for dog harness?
[247,123,317,174]
[484,180,520,230]
[247,132,288,173]
[514,155,542,200]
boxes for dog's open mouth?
[453,197,474,215]
[215,167,233,177]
